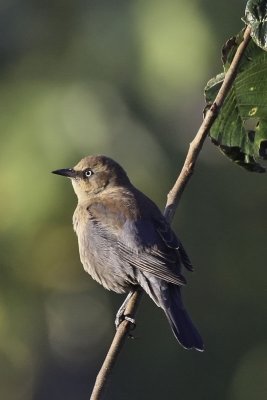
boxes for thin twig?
[90,289,143,400]
[164,25,251,223]
[90,25,251,400]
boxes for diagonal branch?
[90,25,252,400]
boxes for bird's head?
[52,155,131,201]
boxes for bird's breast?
[72,205,135,293]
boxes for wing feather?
[87,199,189,286]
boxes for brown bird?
[52,155,203,351]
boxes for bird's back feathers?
[84,187,188,286]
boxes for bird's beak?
[52,168,77,178]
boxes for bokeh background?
[0,1,266,399]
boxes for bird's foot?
[115,313,136,330]
[115,290,135,329]
[124,315,136,330]
[115,290,138,337]
[115,314,136,339]
[115,312,123,329]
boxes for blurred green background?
[1,1,266,399]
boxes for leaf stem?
[90,25,251,400]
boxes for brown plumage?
[52,155,204,351]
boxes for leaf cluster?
[205,0,267,172]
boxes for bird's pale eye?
[83,169,93,178]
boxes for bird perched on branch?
[52,155,203,351]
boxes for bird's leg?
[115,290,136,330]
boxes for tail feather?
[138,273,204,351]
[162,285,204,351]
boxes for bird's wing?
[87,200,189,286]
[155,218,193,271]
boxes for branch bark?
[90,25,251,400]
[164,26,251,223]
[90,289,143,400]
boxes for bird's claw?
[115,314,136,331]
[124,316,136,330]
[115,313,123,329]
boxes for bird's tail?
[160,284,204,351]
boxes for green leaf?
[242,0,267,51]
[204,31,267,172]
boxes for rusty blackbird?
[52,155,203,351]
